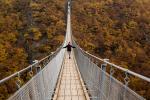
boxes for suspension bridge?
[0,1,150,100]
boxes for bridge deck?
[53,52,89,100]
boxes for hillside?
[0,0,150,99]
[72,0,150,99]
[0,0,66,99]
[72,0,150,77]
[0,0,66,79]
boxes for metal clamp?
[29,66,33,77]
[16,73,22,89]
[124,71,130,86]
[110,65,115,76]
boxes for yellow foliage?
[0,32,18,43]
[0,0,66,99]
[0,44,7,62]
[30,28,42,41]
[54,35,64,43]
[47,28,53,39]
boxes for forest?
[0,0,150,99]
[71,0,150,99]
[0,0,66,99]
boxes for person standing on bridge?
[63,42,75,59]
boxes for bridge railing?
[0,43,65,100]
[73,40,149,100]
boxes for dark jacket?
[63,44,75,51]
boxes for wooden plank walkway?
[53,52,89,100]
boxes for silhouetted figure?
[63,42,75,59]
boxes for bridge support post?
[99,59,109,100]
[33,60,41,73]
[36,65,41,73]
[123,71,130,100]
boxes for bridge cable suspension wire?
[0,0,149,100]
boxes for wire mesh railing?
[8,47,65,100]
[0,0,70,99]
[73,40,149,100]
[0,44,65,100]
[0,0,149,99]
[9,50,64,100]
